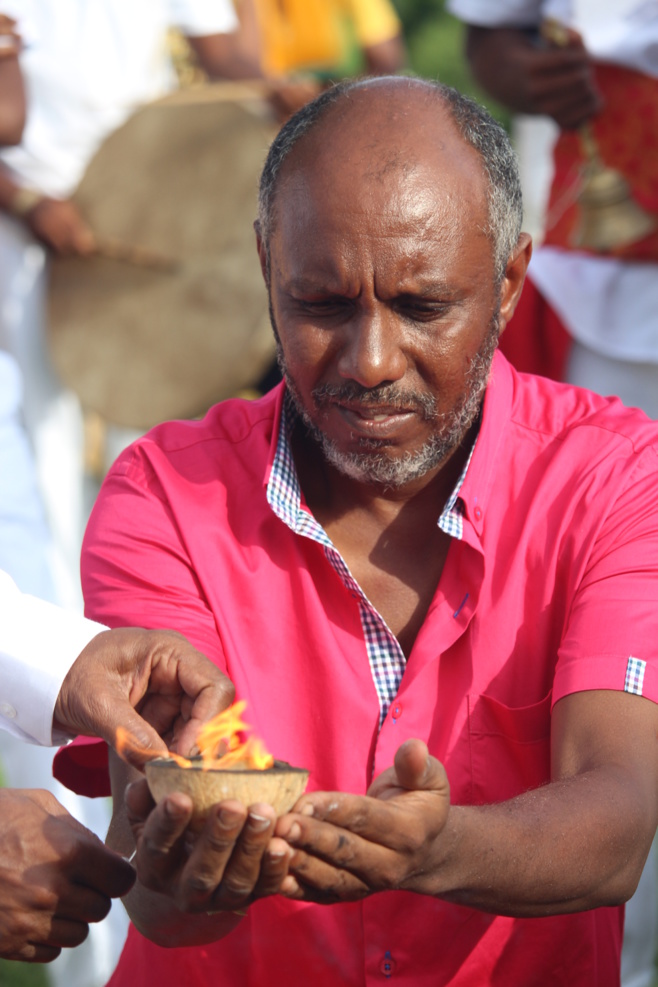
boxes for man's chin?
[319,434,452,488]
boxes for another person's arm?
[351,0,406,75]
[0,566,236,961]
[0,569,235,760]
[0,789,135,962]
[464,25,602,129]
[186,30,263,81]
[0,14,24,145]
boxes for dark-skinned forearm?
[422,767,651,916]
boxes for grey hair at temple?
[256,77,523,285]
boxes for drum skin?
[49,85,278,429]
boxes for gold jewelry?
[7,187,46,218]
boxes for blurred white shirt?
[0,0,238,195]
[0,568,105,745]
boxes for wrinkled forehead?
[273,85,490,231]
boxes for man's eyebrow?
[284,277,344,294]
[398,282,461,298]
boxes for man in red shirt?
[56,77,658,986]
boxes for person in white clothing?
[446,0,658,410]
[447,3,658,986]
[0,11,258,983]
[0,0,261,613]
[0,567,234,963]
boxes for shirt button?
[391,703,402,720]
[380,951,396,976]
[0,702,17,719]
[474,506,482,520]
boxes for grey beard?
[274,311,499,489]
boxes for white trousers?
[0,214,84,612]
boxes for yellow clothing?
[249,0,401,78]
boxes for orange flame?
[195,700,274,770]
[114,701,274,771]
[115,726,192,767]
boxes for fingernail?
[248,812,271,832]
[164,798,187,820]
[286,822,301,843]
[300,803,314,817]
[218,808,242,829]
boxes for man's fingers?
[12,942,62,963]
[252,837,292,898]
[54,627,235,764]
[280,847,370,903]
[39,917,90,950]
[392,739,448,792]
[70,842,136,900]
[55,884,114,926]
[177,800,248,911]
[132,793,193,890]
[106,702,169,769]
[170,653,235,757]
[276,809,387,874]
[125,777,157,829]
[210,804,277,908]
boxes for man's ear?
[498,233,532,335]
[254,219,269,284]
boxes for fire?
[115,726,193,767]
[195,700,274,770]
[115,700,274,771]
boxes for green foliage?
[0,959,49,987]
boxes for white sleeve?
[0,571,106,746]
[167,0,238,37]
[446,0,543,27]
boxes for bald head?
[257,77,523,284]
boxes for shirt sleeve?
[54,441,228,796]
[553,445,658,707]
[445,0,543,28]
[0,570,106,746]
[167,0,238,37]
[347,0,402,48]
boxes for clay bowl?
[145,757,310,831]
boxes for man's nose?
[336,305,406,388]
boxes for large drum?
[48,83,278,430]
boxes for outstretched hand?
[274,739,451,903]
[54,627,235,767]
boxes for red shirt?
[56,352,658,986]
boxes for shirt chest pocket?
[466,691,552,804]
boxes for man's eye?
[298,298,349,314]
[398,301,450,321]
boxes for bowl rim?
[145,756,309,775]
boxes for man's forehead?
[274,82,488,216]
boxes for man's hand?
[0,15,20,59]
[24,197,96,254]
[0,789,135,962]
[274,739,451,903]
[54,628,235,766]
[125,779,290,916]
[466,26,603,130]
